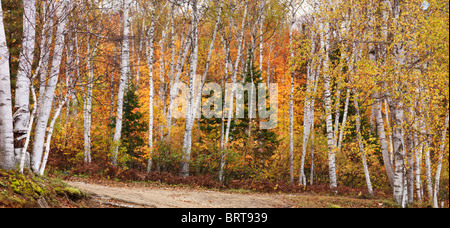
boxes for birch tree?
[319,6,337,191]
[31,0,69,174]
[83,10,101,164]
[180,0,201,177]
[220,2,248,182]
[433,111,449,208]
[146,3,155,173]
[13,0,36,163]
[288,0,300,185]
[353,91,374,197]
[390,0,407,206]
[299,3,318,186]
[112,0,132,166]
[0,0,16,170]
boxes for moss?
[8,173,43,198]
[0,169,89,208]
[55,187,87,200]
[327,203,341,208]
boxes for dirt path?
[65,181,297,208]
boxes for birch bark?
[433,111,449,208]
[353,92,374,196]
[31,0,68,174]
[259,0,265,77]
[180,0,200,177]
[14,0,36,163]
[166,26,192,140]
[146,6,155,173]
[0,1,16,170]
[39,95,70,175]
[299,20,318,185]
[83,20,99,164]
[320,20,337,190]
[112,0,132,166]
[220,3,248,182]
[391,0,407,206]
[288,10,295,185]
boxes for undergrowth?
[0,169,89,208]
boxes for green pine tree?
[121,84,146,169]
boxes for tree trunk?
[374,99,395,188]
[193,0,224,126]
[424,133,433,199]
[180,0,200,177]
[405,112,414,204]
[289,14,295,185]
[320,20,337,191]
[433,111,449,208]
[146,7,155,173]
[413,130,423,203]
[353,91,374,197]
[39,95,70,175]
[83,26,98,164]
[337,88,350,152]
[112,0,131,166]
[220,3,248,182]
[0,1,16,170]
[299,25,318,186]
[31,0,68,174]
[166,26,192,141]
[14,0,36,164]
[392,100,406,206]
[259,0,265,77]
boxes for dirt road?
[65,181,297,208]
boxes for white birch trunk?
[405,113,414,204]
[374,99,395,188]
[413,130,423,203]
[193,0,223,125]
[353,92,374,197]
[288,14,295,185]
[337,88,350,152]
[385,99,394,165]
[83,25,98,164]
[180,0,200,177]
[220,4,248,182]
[299,24,318,186]
[31,0,68,174]
[424,134,433,199]
[39,95,69,175]
[14,0,36,163]
[112,0,131,166]
[392,100,406,206]
[146,7,155,173]
[158,25,167,140]
[320,20,337,190]
[0,1,16,170]
[219,37,231,182]
[392,0,408,206]
[166,27,192,140]
[259,0,265,78]
[19,75,38,173]
[37,1,53,111]
[433,111,449,208]
[333,87,341,148]
[309,64,320,185]
[136,19,144,87]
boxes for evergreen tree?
[122,84,146,169]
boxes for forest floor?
[64,178,398,208]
